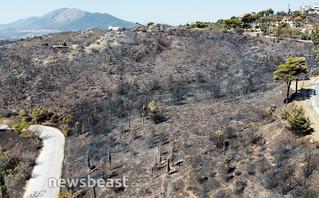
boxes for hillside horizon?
[0,8,137,40]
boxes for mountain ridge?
[0,8,137,39]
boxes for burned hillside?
[0,30,318,197]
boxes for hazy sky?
[0,0,318,25]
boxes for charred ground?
[0,30,318,197]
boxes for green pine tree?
[287,105,312,134]
[274,57,307,104]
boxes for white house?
[301,5,311,13]
[108,26,120,31]
[312,4,319,12]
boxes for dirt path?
[291,77,319,140]
[23,125,65,198]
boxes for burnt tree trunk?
[286,81,291,104]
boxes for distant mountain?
[0,8,137,40]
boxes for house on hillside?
[292,16,304,27]
[278,17,294,27]
[190,27,206,31]
[301,5,311,14]
[306,26,319,34]
[313,4,319,12]
[147,23,168,32]
[108,26,121,31]
[269,21,278,27]
[280,17,289,23]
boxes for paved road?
[245,32,313,43]
[311,80,319,115]
[23,125,65,198]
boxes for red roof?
[190,27,205,30]
[307,27,319,30]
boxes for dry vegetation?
[0,29,319,197]
[0,128,41,198]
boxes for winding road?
[311,80,319,115]
[23,125,65,198]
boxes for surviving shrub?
[50,114,59,124]
[61,114,73,124]
[62,125,70,136]
[18,109,27,117]
[287,105,312,134]
[212,130,224,148]
[20,130,33,138]
[13,122,22,132]
[312,68,319,76]
[279,106,289,119]
[14,117,30,132]
[266,105,276,116]
[147,101,164,124]
[5,120,15,129]
[32,107,50,123]
[58,190,83,198]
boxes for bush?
[191,21,210,29]
[60,114,73,124]
[312,68,319,76]
[147,101,165,124]
[287,105,312,134]
[13,122,22,132]
[18,109,27,117]
[62,125,70,136]
[279,106,289,119]
[50,114,59,124]
[58,190,83,198]
[20,130,33,138]
[212,130,224,148]
[14,117,30,132]
[5,120,15,129]
[266,105,276,116]
[32,107,50,123]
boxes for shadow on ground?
[291,88,313,102]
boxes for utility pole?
[288,4,291,14]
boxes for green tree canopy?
[274,57,308,103]
[265,8,274,16]
[277,11,287,16]
[191,21,210,29]
[276,16,283,22]
[289,57,308,76]
[242,14,256,24]
[289,57,308,92]
[224,17,242,29]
